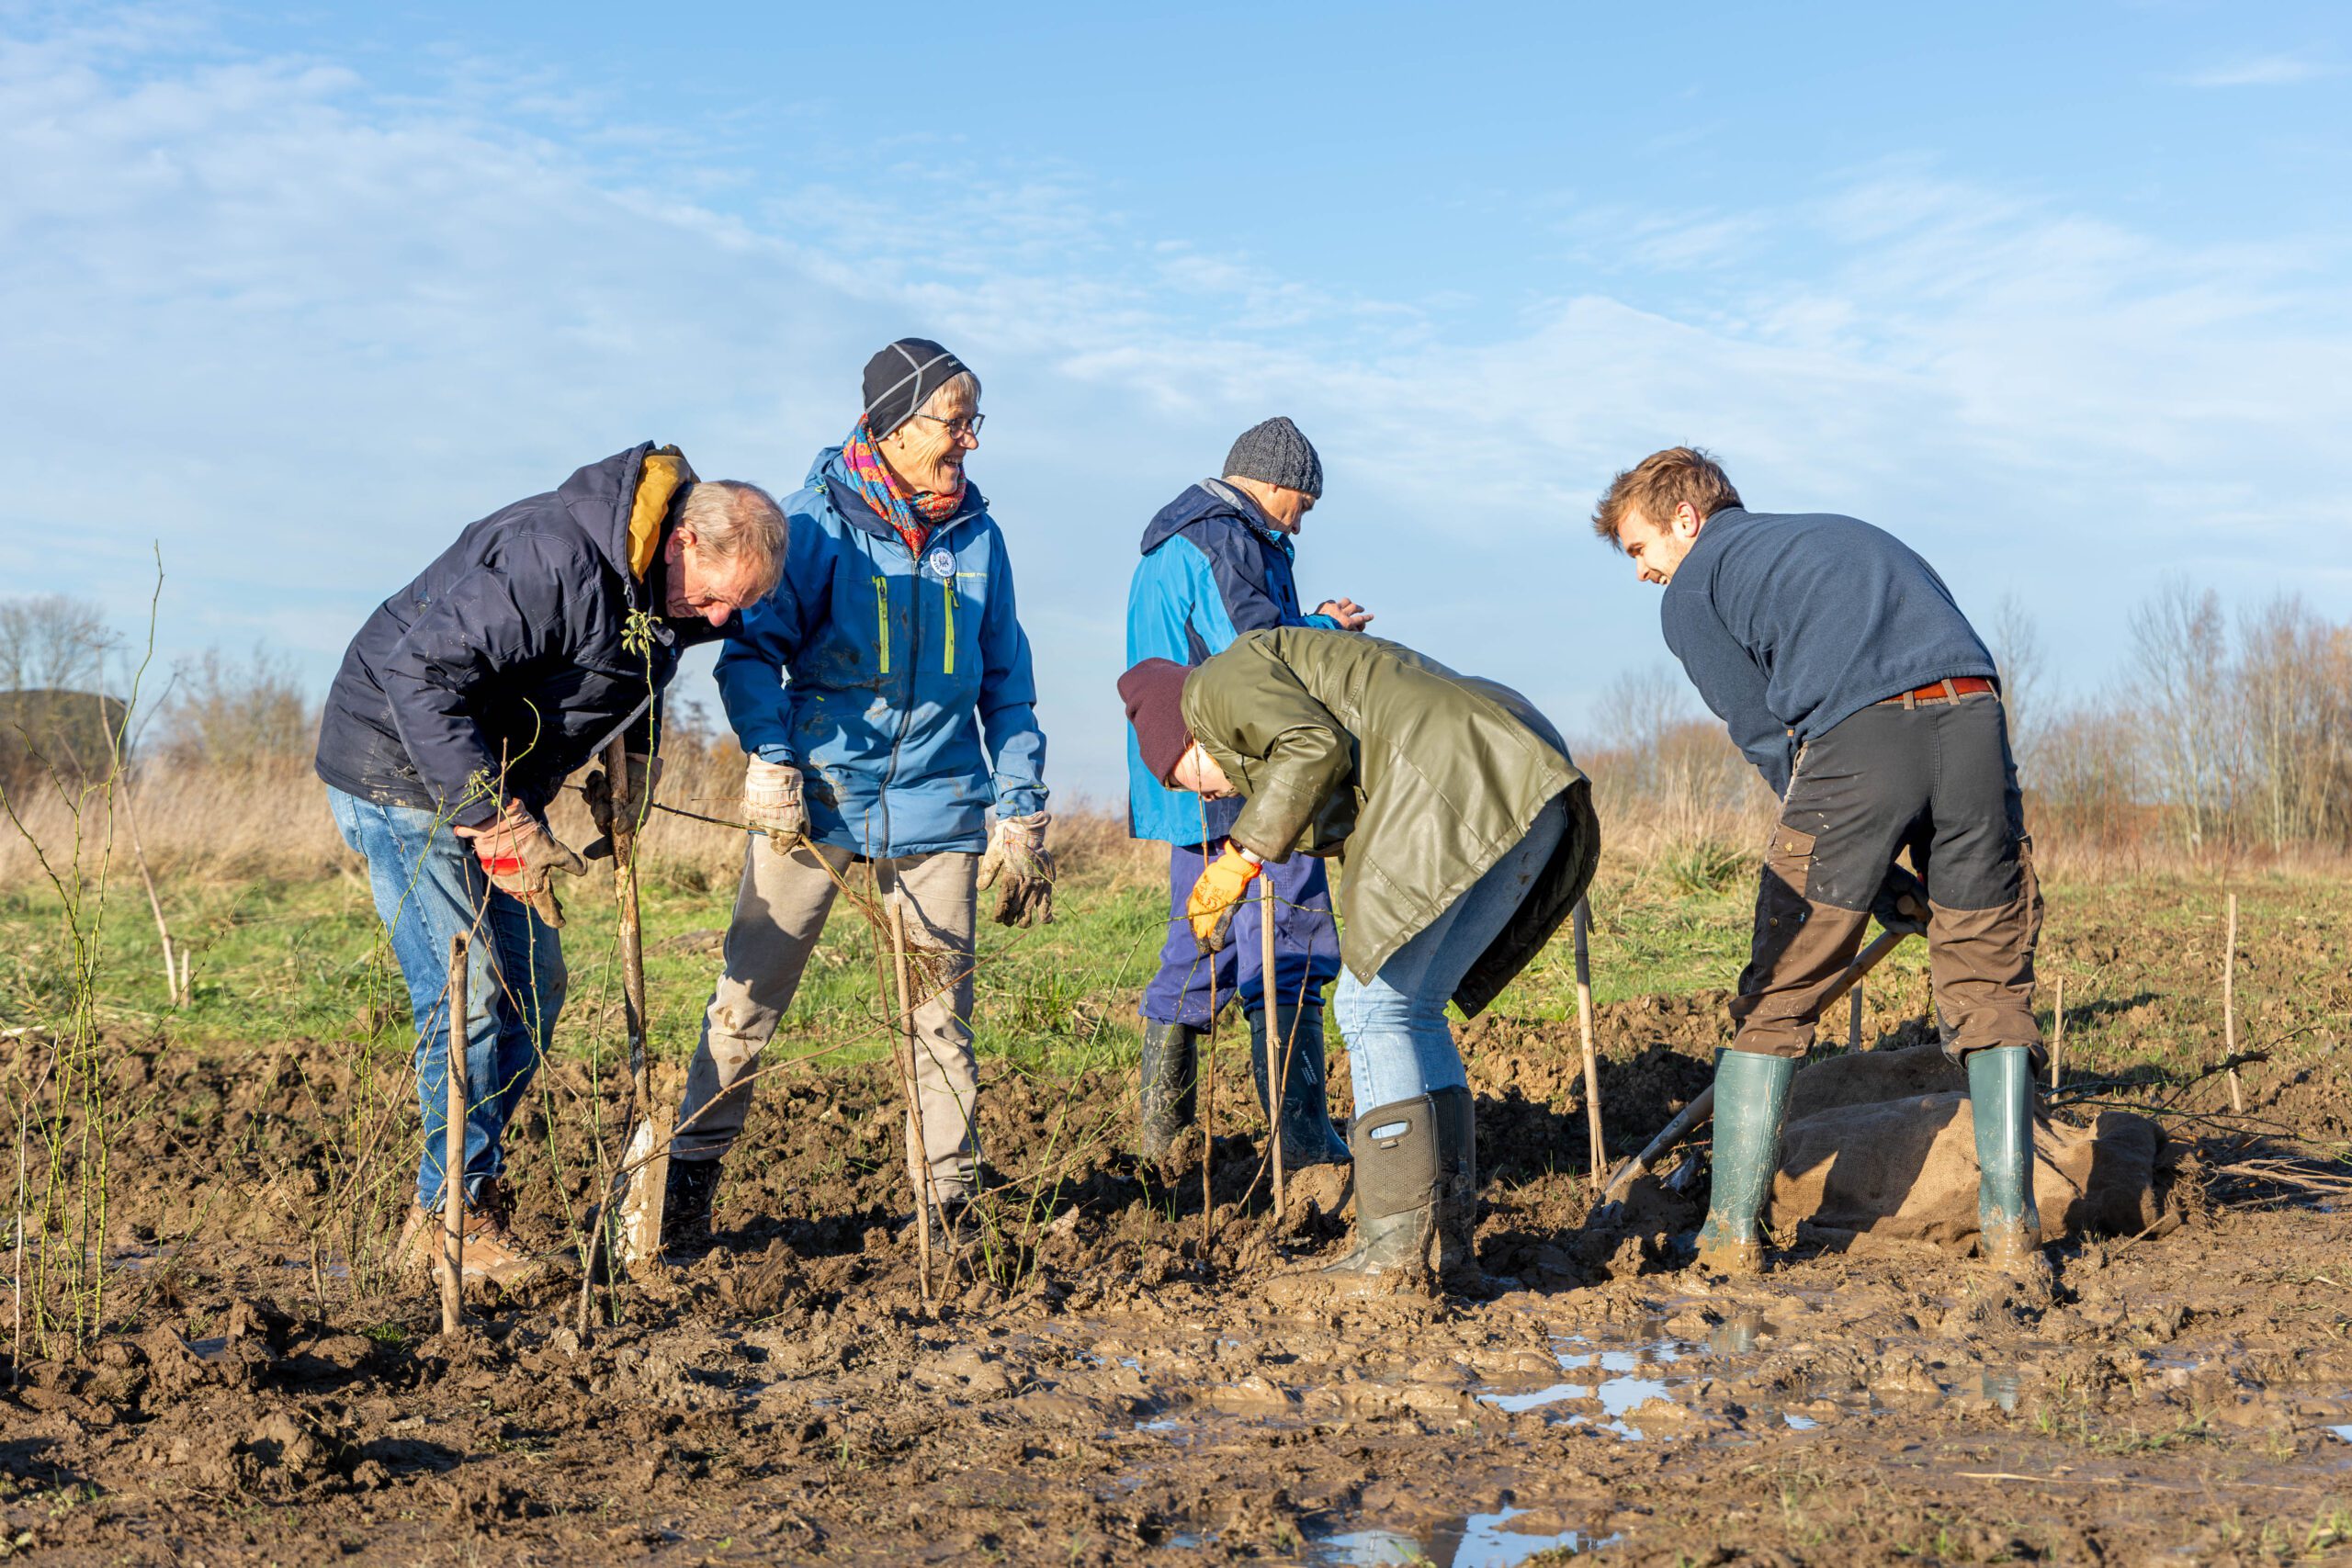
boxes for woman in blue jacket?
[662,340,1051,1247]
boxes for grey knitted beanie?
[1222,417,1323,499]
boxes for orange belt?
[1879,676,1996,706]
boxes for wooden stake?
[1261,876,1286,1225]
[2050,976,2064,1090]
[1572,898,1605,1190]
[1846,983,1864,1055]
[2223,894,2245,1113]
[1200,937,1217,1260]
[440,933,468,1338]
[606,739,668,1274]
[888,898,935,1306]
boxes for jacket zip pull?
[872,576,890,675]
[943,575,957,676]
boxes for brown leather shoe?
[411,1179,549,1292]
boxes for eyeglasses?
[913,412,984,439]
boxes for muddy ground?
[6,985,2352,1566]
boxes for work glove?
[1186,843,1263,953]
[582,752,662,861]
[1871,862,1930,938]
[458,801,588,928]
[977,810,1056,929]
[743,757,807,850]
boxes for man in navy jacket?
[1593,446,2047,1280]
[317,445,785,1290]
[1124,418,1371,1175]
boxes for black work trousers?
[1730,690,2041,1059]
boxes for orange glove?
[1186,845,1262,952]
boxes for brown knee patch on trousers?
[1928,837,2043,1055]
[1729,826,1873,1059]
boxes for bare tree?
[1986,592,2044,780]
[0,594,116,694]
[2128,580,2237,851]
[158,644,318,767]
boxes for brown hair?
[1590,446,1743,550]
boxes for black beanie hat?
[1118,658,1195,784]
[862,338,974,438]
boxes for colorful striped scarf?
[842,418,966,557]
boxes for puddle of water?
[1307,1507,1615,1566]
[1980,1369,2021,1415]
[1784,1413,1819,1430]
[2328,1425,2352,1445]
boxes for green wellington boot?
[1295,1093,1442,1299]
[1250,1008,1354,1168]
[1692,1049,1798,1276]
[1138,1021,1199,1161]
[1968,1045,2049,1271]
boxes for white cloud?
[2174,54,2335,87]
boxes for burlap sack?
[1767,1046,2165,1251]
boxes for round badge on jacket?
[926,547,956,580]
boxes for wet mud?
[6,993,2351,1564]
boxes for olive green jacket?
[1182,628,1600,1016]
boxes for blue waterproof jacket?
[316,444,720,828]
[1125,479,1340,844]
[1662,507,1997,797]
[714,446,1047,857]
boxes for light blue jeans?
[328,787,567,1206]
[1332,795,1569,1111]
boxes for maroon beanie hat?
[1118,658,1195,784]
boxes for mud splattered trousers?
[327,787,565,1208]
[673,836,981,1201]
[1734,688,2041,1059]
[1138,840,1342,1026]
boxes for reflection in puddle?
[1980,1369,2020,1414]
[1309,1507,1616,1565]
[2329,1425,2352,1445]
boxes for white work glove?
[743,756,807,849]
[456,800,588,927]
[977,810,1056,928]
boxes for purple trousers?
[1139,840,1342,1026]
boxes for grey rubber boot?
[1138,1021,1199,1161]
[1692,1049,1798,1276]
[1313,1094,1442,1295]
[1250,1008,1353,1168]
[1430,1085,1481,1290]
[1968,1045,2047,1269]
[661,1156,720,1251]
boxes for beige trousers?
[673,836,981,1201]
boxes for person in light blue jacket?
[663,339,1051,1249]
[1124,417,1372,1176]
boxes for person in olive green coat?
[1119,628,1600,1296]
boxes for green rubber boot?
[1137,1022,1199,1161]
[1692,1049,1798,1277]
[1430,1085,1482,1292]
[1311,1094,1442,1297]
[1968,1045,2048,1271]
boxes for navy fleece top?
[1661,507,1996,797]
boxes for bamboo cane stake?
[1572,897,1604,1190]
[607,739,666,1274]
[888,898,935,1307]
[2223,894,2245,1113]
[1199,935,1217,1260]
[2050,976,2064,1090]
[1261,876,1286,1225]
[440,933,468,1338]
[1599,929,1909,1205]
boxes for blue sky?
[4,1,2346,802]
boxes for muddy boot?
[1138,1021,1199,1161]
[1430,1085,1484,1293]
[1969,1045,2051,1278]
[1265,1095,1442,1305]
[1250,1008,1353,1170]
[434,1177,550,1292]
[661,1156,721,1252]
[1691,1049,1796,1277]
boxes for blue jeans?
[1138,840,1342,1025]
[328,787,567,1207]
[1332,795,1569,1111]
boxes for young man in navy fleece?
[1594,446,2047,1280]
[1123,417,1373,1176]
